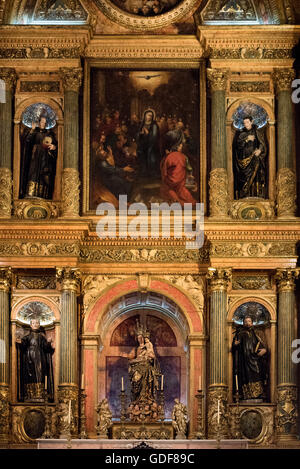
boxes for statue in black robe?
[233,116,268,199]
[20,116,57,199]
[136,109,161,178]
[232,316,268,401]
[17,319,55,402]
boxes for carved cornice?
[198,25,300,63]
[273,68,296,92]
[59,69,83,92]
[0,68,16,91]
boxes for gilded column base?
[276,385,298,442]
[209,169,230,219]
[207,386,229,439]
[0,168,12,219]
[61,168,80,218]
[276,168,297,219]
[57,385,79,438]
[0,385,10,443]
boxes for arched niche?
[226,98,276,207]
[11,296,61,403]
[13,97,63,202]
[227,298,276,404]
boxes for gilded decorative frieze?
[80,246,209,264]
[211,241,296,258]
[0,168,12,219]
[16,275,56,290]
[230,81,271,93]
[210,48,293,60]
[276,168,297,218]
[20,81,60,93]
[232,276,270,290]
[0,47,82,59]
[0,241,80,257]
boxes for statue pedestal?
[112,422,174,440]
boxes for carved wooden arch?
[226,96,275,124]
[84,277,203,336]
[11,295,61,322]
[227,295,276,322]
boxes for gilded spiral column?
[273,69,297,218]
[0,68,16,219]
[275,268,299,443]
[0,267,12,443]
[56,267,81,437]
[206,267,232,438]
[207,69,230,219]
[59,68,82,218]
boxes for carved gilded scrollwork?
[0,386,10,442]
[59,68,83,93]
[276,168,297,218]
[232,275,270,290]
[61,168,80,218]
[207,386,229,439]
[276,386,298,439]
[0,168,12,219]
[82,274,127,313]
[163,274,204,310]
[207,68,229,91]
[209,169,229,219]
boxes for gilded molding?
[59,68,83,92]
[207,68,229,91]
[0,168,12,219]
[0,67,17,91]
[273,68,296,92]
[276,168,297,218]
[0,267,12,292]
[56,267,81,292]
[275,268,300,292]
[61,168,80,218]
[206,267,232,291]
[209,169,229,218]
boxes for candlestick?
[161,375,164,391]
[81,373,85,390]
[121,377,124,392]
[68,400,71,425]
[235,374,238,392]
[198,375,202,391]
[45,375,47,391]
[217,399,220,425]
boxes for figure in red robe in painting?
[160,131,197,206]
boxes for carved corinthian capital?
[276,168,297,218]
[207,68,229,91]
[56,267,81,292]
[273,68,295,93]
[59,67,83,92]
[0,267,12,292]
[0,168,12,219]
[206,267,232,291]
[275,268,300,292]
[61,168,80,218]
[209,168,229,218]
[0,68,17,91]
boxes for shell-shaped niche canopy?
[232,102,269,130]
[17,301,55,326]
[22,103,57,129]
[232,301,270,326]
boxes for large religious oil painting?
[89,68,200,210]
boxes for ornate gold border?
[93,0,201,30]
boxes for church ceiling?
[0,0,299,28]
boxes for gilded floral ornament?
[209,168,229,218]
[61,168,80,218]
[276,168,296,218]
[0,169,12,219]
